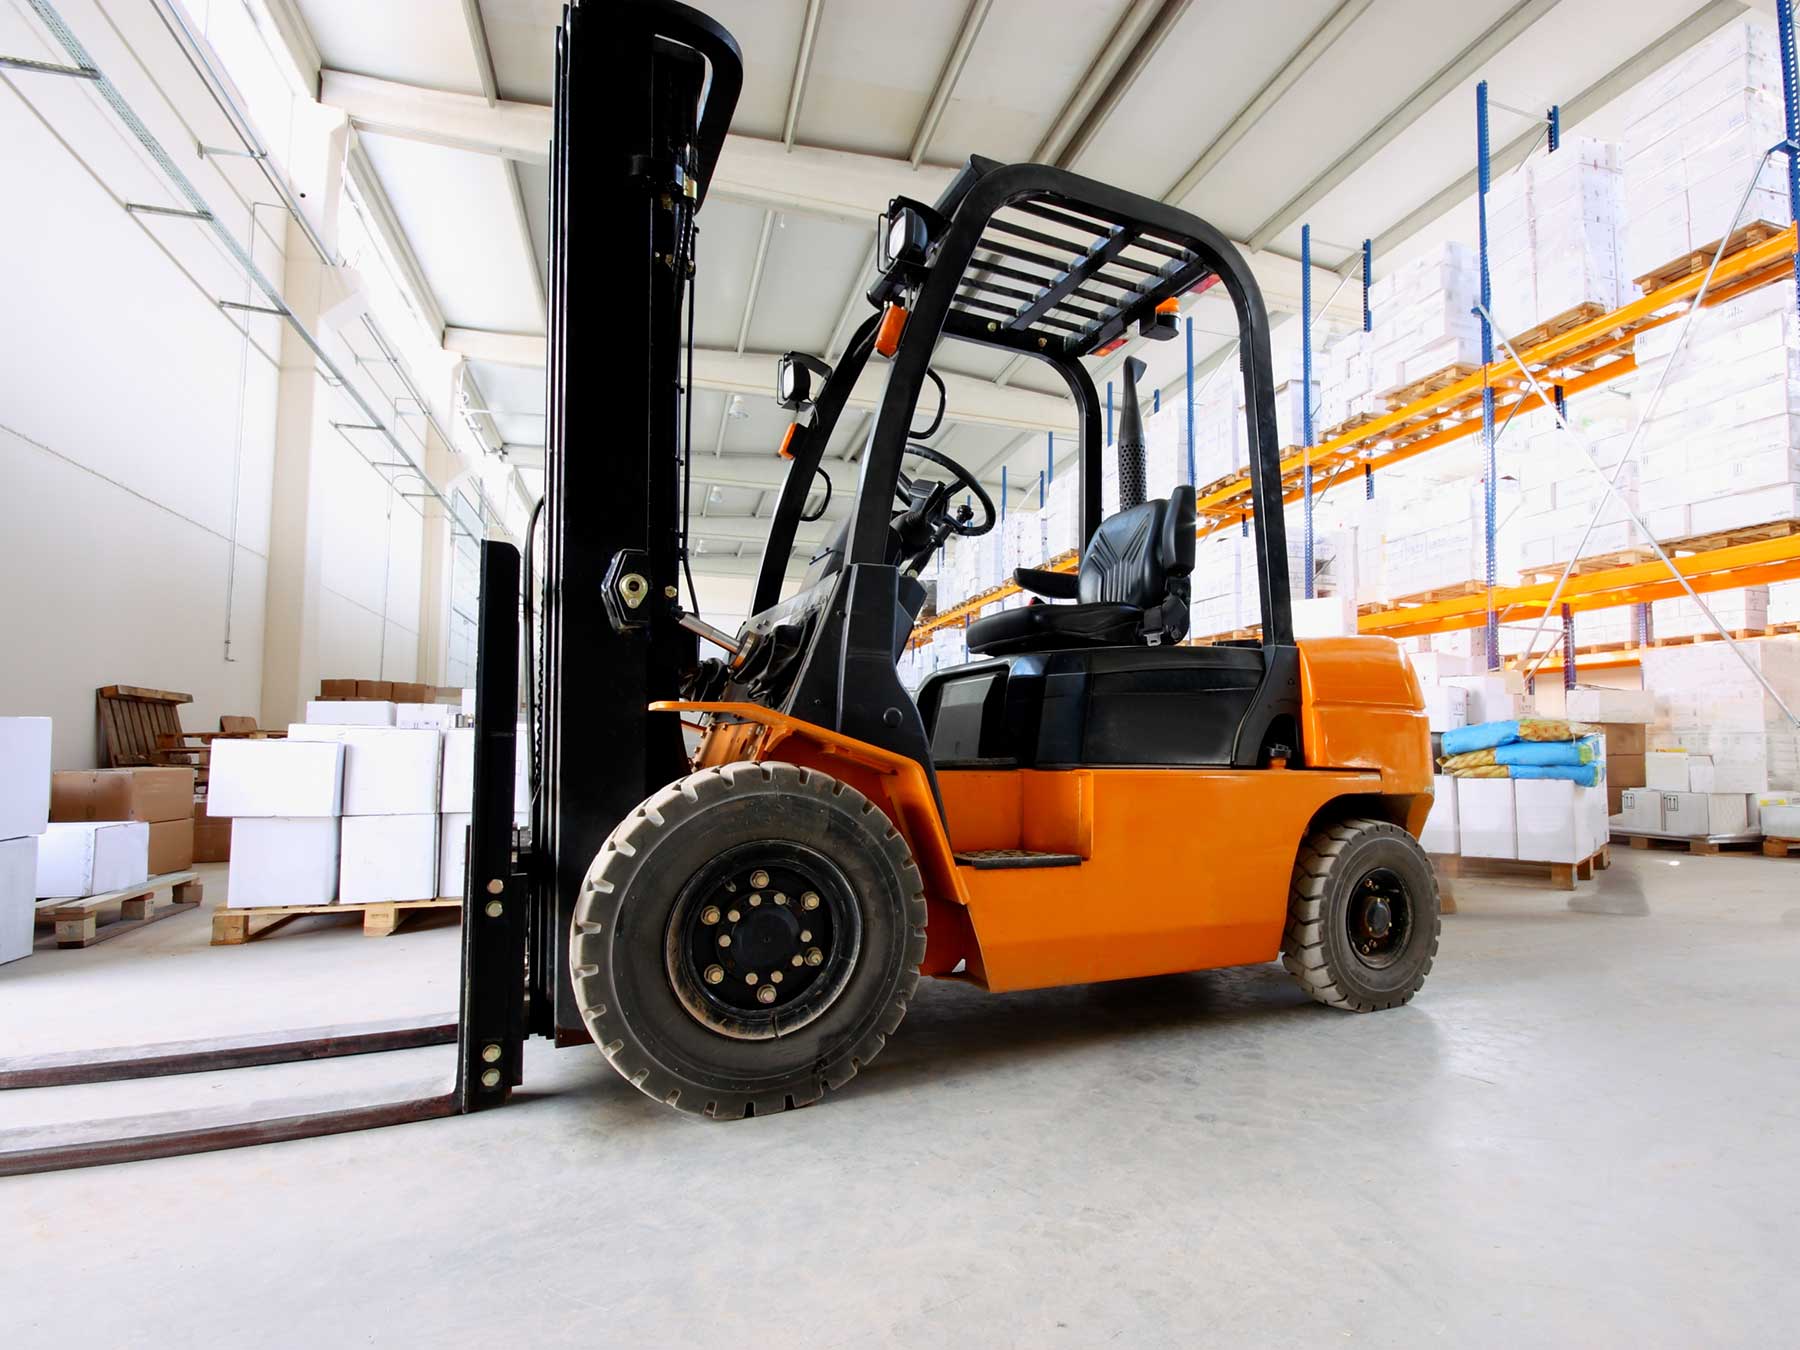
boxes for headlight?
[775,352,829,411]
[876,204,930,273]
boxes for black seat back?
[1075,485,1196,642]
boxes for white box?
[395,702,457,731]
[1291,594,1356,637]
[209,740,345,818]
[439,812,470,899]
[1661,790,1749,837]
[1617,787,1663,833]
[305,700,396,726]
[1443,674,1524,725]
[0,716,52,839]
[0,836,36,965]
[1564,687,1657,723]
[1423,685,1470,733]
[35,821,150,898]
[286,727,441,816]
[1458,778,1518,859]
[340,814,439,904]
[1575,784,1609,857]
[441,728,475,814]
[1645,750,1691,791]
[228,818,340,906]
[1759,795,1800,838]
[460,688,475,719]
[1407,652,1474,683]
[1690,758,1769,794]
[1515,778,1584,863]
[1419,775,1459,854]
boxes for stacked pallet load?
[1621,17,1789,286]
[1565,686,1657,813]
[210,738,346,906]
[1486,137,1625,342]
[0,717,52,964]
[288,724,441,906]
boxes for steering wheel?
[894,443,996,537]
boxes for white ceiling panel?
[297,0,485,94]
[691,198,771,349]
[745,214,875,353]
[361,132,545,333]
[791,0,972,157]
[479,0,560,103]
[675,0,817,140]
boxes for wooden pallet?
[1381,362,1481,412]
[1618,834,1763,857]
[1760,837,1800,859]
[1320,411,1383,444]
[1515,516,1800,586]
[1632,221,1785,295]
[1432,845,1610,893]
[211,895,462,945]
[1505,302,1614,354]
[34,869,203,948]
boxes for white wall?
[0,1,434,767]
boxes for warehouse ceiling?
[274,0,1759,578]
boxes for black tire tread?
[572,760,927,1118]
[1280,817,1440,1012]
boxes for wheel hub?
[667,842,860,1038]
[1348,867,1411,969]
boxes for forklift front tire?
[571,761,927,1118]
[1282,818,1440,1012]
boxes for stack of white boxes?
[1629,281,1800,541]
[210,739,347,905]
[1366,243,1480,398]
[1622,18,1789,283]
[1000,507,1046,579]
[1317,329,1378,435]
[305,699,396,726]
[1487,138,1625,340]
[1639,637,1800,795]
[288,726,441,904]
[0,717,52,964]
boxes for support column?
[260,217,329,728]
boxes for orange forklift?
[524,0,1440,1118]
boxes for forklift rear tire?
[570,761,927,1118]
[1282,818,1439,1012]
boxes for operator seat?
[964,485,1196,656]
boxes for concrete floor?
[3,851,1799,1347]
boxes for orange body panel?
[658,639,1428,993]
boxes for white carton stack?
[1000,507,1046,578]
[1622,18,1789,283]
[35,822,150,899]
[1042,472,1081,558]
[0,717,52,963]
[1653,587,1769,639]
[1489,139,1626,341]
[439,727,474,900]
[209,739,347,906]
[305,699,396,726]
[1639,637,1800,793]
[1317,330,1377,434]
[1366,243,1479,398]
[288,726,441,905]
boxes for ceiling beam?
[783,0,825,150]
[344,137,447,338]
[1245,0,1564,252]
[1163,0,1375,207]
[1032,0,1163,165]
[1355,0,1748,271]
[321,69,550,161]
[1054,0,1191,170]
[458,0,498,104]
[910,0,993,167]
[444,326,541,365]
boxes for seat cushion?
[965,601,1141,656]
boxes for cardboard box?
[1645,750,1691,790]
[396,702,457,730]
[1423,685,1469,733]
[1689,758,1769,794]
[439,812,470,899]
[1602,723,1648,754]
[1576,784,1609,857]
[1458,778,1518,859]
[208,741,345,818]
[1515,778,1585,862]
[391,682,431,704]
[1564,687,1656,723]
[1607,753,1646,815]
[193,794,230,863]
[460,688,475,719]
[1660,790,1750,838]
[319,679,358,699]
[147,818,194,875]
[50,767,195,824]
[36,821,149,898]
[356,680,396,701]
[1443,674,1524,725]
[0,836,35,966]
[340,814,438,904]
[228,818,339,906]
[287,727,440,815]
[1419,776,1459,854]
[305,700,396,726]
[0,716,52,840]
[440,729,475,814]
[1760,795,1800,839]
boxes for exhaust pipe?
[1117,356,1147,511]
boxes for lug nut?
[771,970,783,984]
[756,984,777,1004]
[745,972,758,985]
[791,955,804,968]
[799,929,812,943]
[701,905,721,925]
[718,934,731,948]
[774,892,787,906]
[750,869,770,888]
[705,964,725,984]
[806,947,823,966]
[749,893,762,907]
[801,892,820,911]
[727,909,741,923]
